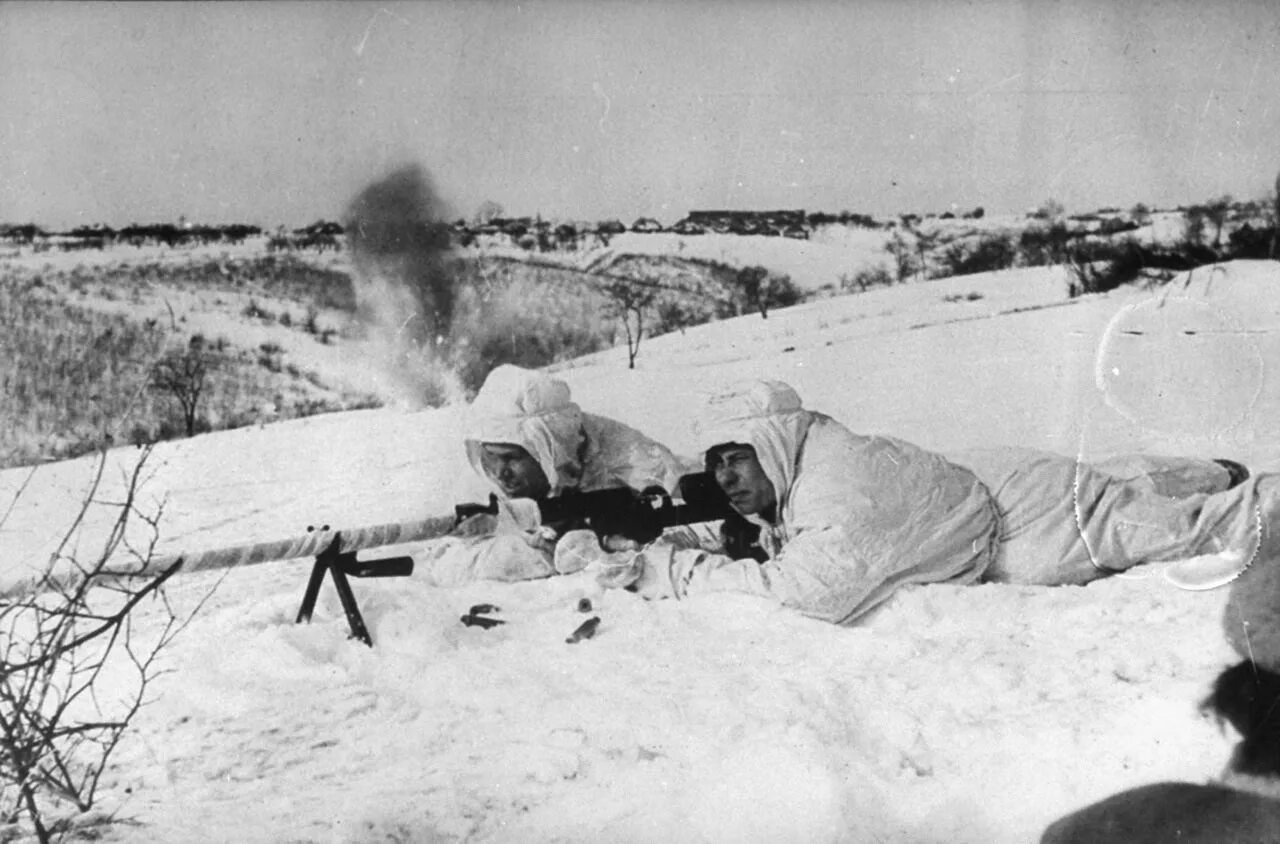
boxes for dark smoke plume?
[342,164,460,405]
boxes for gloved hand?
[453,512,498,538]
[496,497,541,531]
[595,541,677,600]
[494,497,558,552]
[554,530,638,575]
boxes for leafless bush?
[1018,221,1073,266]
[1272,170,1279,259]
[1031,198,1065,221]
[884,231,917,283]
[603,279,658,369]
[1065,239,1153,298]
[1,448,207,842]
[939,234,1017,277]
[728,266,802,319]
[841,265,893,293]
[148,336,221,437]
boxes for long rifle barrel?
[136,512,461,577]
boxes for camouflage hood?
[464,365,586,496]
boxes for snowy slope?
[4,260,1279,843]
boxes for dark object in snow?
[1039,781,1280,843]
[1203,662,1280,777]
[1212,458,1251,490]
[577,597,593,613]
[1043,661,1280,842]
[460,612,505,630]
[1224,535,1280,675]
[566,617,600,643]
[468,603,500,616]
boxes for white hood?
[692,379,812,515]
[464,365,586,495]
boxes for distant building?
[674,209,806,236]
[630,217,664,233]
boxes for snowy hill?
[3,259,1279,842]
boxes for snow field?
[4,258,1279,841]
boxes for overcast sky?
[2,0,1277,228]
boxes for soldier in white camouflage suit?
[417,365,694,585]
[595,379,1272,626]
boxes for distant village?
[0,210,830,253]
[3,198,1271,256]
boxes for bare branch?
[2,447,214,842]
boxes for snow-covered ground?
[578,229,893,292]
[4,259,1279,842]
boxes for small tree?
[1018,221,1072,266]
[941,234,1017,277]
[729,266,802,319]
[1183,205,1209,248]
[1269,172,1280,260]
[1203,194,1233,250]
[734,266,770,319]
[912,229,940,281]
[841,265,893,293]
[885,230,917,283]
[1,448,208,842]
[1033,198,1065,221]
[603,279,657,369]
[149,336,218,437]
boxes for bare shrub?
[911,229,940,280]
[1203,195,1233,249]
[1032,198,1065,220]
[1018,222,1073,266]
[1066,239,1149,297]
[241,299,273,322]
[884,231,917,283]
[939,234,1017,277]
[1183,205,1209,248]
[603,279,658,369]
[256,342,284,373]
[841,265,892,293]
[1227,223,1274,259]
[1,449,209,842]
[728,266,802,319]
[148,335,221,437]
[1273,171,1280,259]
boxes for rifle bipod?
[294,531,415,646]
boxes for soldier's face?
[707,443,776,516]
[480,443,550,499]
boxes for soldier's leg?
[1091,454,1245,498]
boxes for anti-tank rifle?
[84,473,733,646]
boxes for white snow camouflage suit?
[418,365,693,585]
[625,380,1275,625]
